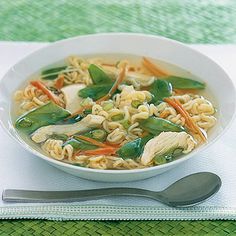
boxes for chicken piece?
[31,115,105,143]
[61,84,86,113]
[141,132,196,165]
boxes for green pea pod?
[63,138,97,150]
[41,66,67,80]
[116,134,154,159]
[140,134,154,147]
[139,117,185,135]
[165,76,205,90]
[88,64,113,84]
[150,80,172,103]
[78,83,113,100]
[15,102,70,134]
[116,138,142,159]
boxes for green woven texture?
[1,0,236,234]
[0,220,235,236]
[0,0,236,43]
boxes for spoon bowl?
[161,172,222,207]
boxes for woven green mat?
[1,0,236,235]
[0,220,235,236]
[0,0,236,43]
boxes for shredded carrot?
[30,80,63,106]
[142,57,169,77]
[55,75,64,90]
[164,97,207,142]
[80,147,118,156]
[96,65,127,103]
[76,135,108,148]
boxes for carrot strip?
[30,81,63,106]
[55,75,64,90]
[81,147,118,156]
[96,65,127,103]
[164,98,207,142]
[142,57,169,77]
[76,135,108,148]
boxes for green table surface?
[1,0,236,235]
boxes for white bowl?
[0,33,235,182]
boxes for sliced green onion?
[80,98,94,107]
[154,148,184,165]
[86,129,107,142]
[111,114,125,121]
[131,100,142,108]
[102,102,114,111]
[120,120,131,129]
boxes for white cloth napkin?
[0,42,236,220]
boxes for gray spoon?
[2,172,221,207]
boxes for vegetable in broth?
[13,55,217,170]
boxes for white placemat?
[0,42,236,220]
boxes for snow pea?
[150,79,172,103]
[15,102,70,134]
[78,83,113,100]
[88,64,113,84]
[116,138,142,159]
[63,138,97,150]
[139,117,185,135]
[116,134,154,159]
[165,76,205,90]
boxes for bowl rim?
[1,32,236,174]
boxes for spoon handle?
[2,188,161,203]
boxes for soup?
[13,55,217,170]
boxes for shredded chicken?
[31,115,105,143]
[141,132,196,165]
[61,84,86,113]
